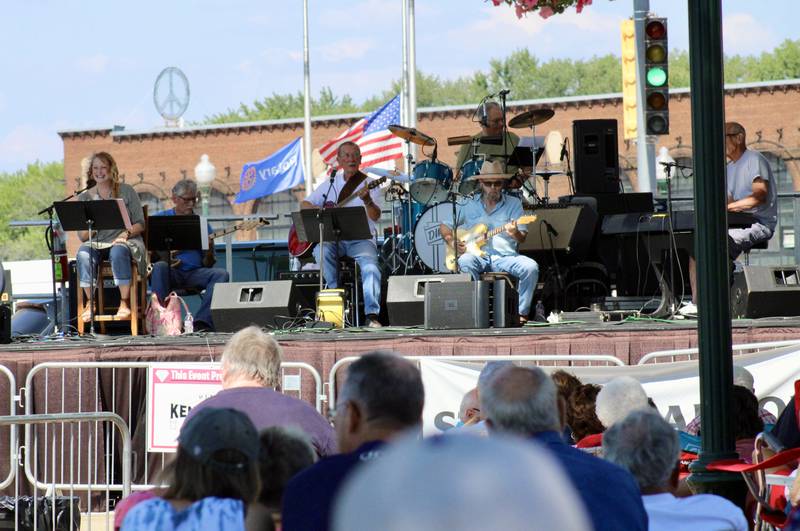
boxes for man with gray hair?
[186,326,335,457]
[596,376,650,429]
[482,365,648,531]
[603,409,747,530]
[150,179,229,331]
[282,351,424,531]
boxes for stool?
[480,272,518,290]
[744,240,769,265]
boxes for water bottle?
[184,314,194,334]
[52,220,68,283]
[290,256,301,271]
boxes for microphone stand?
[317,168,338,296]
[37,182,95,336]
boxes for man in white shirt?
[301,142,383,327]
[603,409,748,531]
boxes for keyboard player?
[683,122,778,315]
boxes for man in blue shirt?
[282,351,425,531]
[150,179,229,331]
[482,365,649,531]
[440,159,539,323]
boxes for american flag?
[319,95,404,168]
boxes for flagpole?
[302,0,313,196]
[407,0,417,131]
[401,0,410,168]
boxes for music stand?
[296,207,371,311]
[55,200,131,335]
[147,215,209,295]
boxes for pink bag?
[145,292,192,336]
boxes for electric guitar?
[444,215,538,272]
[148,217,270,272]
[288,175,387,258]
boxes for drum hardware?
[447,135,472,146]
[536,169,564,205]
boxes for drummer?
[455,101,520,176]
[439,160,539,324]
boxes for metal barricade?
[0,365,16,490]
[0,412,131,531]
[22,360,322,492]
[637,339,800,365]
[326,354,625,409]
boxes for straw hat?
[473,159,514,181]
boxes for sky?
[1,0,797,174]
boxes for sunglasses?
[178,195,199,203]
[482,181,505,188]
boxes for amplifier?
[731,266,800,319]
[387,274,471,326]
[519,204,597,262]
[424,281,490,330]
[489,278,520,328]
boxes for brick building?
[59,79,800,261]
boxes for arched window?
[137,191,164,216]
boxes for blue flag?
[235,137,305,203]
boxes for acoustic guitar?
[288,175,387,258]
[444,215,538,272]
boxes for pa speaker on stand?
[572,119,621,195]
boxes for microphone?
[543,220,559,237]
[87,178,97,188]
[559,138,568,162]
[498,89,511,97]
[329,167,337,182]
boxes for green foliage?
[0,162,64,261]
[202,39,799,124]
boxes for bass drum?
[413,202,455,273]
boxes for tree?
[206,87,362,124]
[0,162,65,261]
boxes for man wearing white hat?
[439,159,539,323]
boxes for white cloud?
[0,124,63,172]
[723,12,777,56]
[76,53,110,74]
[319,38,375,63]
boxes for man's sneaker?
[678,302,698,316]
[365,314,383,328]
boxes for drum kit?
[376,107,561,275]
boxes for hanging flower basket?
[489,0,593,19]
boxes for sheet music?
[114,198,133,230]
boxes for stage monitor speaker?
[424,281,490,330]
[387,274,471,326]
[731,266,800,319]
[519,205,597,262]
[211,281,298,332]
[278,270,322,314]
[573,119,620,195]
[0,304,10,344]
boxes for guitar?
[444,215,538,272]
[149,217,270,272]
[288,174,388,258]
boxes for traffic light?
[620,19,638,140]
[644,17,669,135]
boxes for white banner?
[420,345,800,436]
[147,363,223,452]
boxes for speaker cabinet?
[424,281,490,329]
[387,274,470,326]
[519,205,597,262]
[489,278,520,328]
[211,281,298,332]
[573,119,620,195]
[731,266,800,319]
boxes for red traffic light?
[646,20,666,39]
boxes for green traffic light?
[647,67,667,87]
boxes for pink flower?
[538,5,554,18]
[491,0,503,6]
[515,4,526,17]
[522,0,539,7]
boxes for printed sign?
[147,362,223,452]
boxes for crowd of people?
[111,326,800,530]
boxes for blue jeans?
[149,262,229,326]
[313,239,381,316]
[77,244,132,288]
[457,253,539,317]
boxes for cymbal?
[447,135,472,146]
[536,169,563,178]
[508,108,555,129]
[388,124,436,147]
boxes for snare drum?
[457,157,483,197]
[413,202,455,273]
[410,160,453,205]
